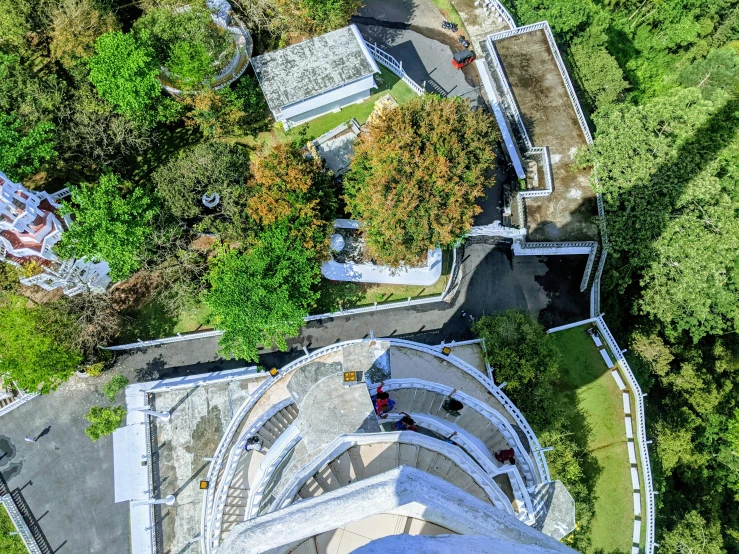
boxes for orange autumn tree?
[344,95,498,266]
[248,141,337,252]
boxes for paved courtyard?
[0,380,129,554]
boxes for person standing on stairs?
[244,436,263,452]
[442,389,464,417]
[396,412,418,432]
[372,382,395,418]
[495,448,516,465]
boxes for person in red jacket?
[373,382,395,417]
[495,448,516,465]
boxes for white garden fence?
[365,42,425,96]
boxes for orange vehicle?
[452,49,476,69]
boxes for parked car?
[452,50,476,69]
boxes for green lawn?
[238,65,419,149]
[550,326,636,554]
[314,250,452,313]
[0,505,25,554]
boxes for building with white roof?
[251,25,380,129]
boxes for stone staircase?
[294,443,493,506]
[219,404,299,542]
[384,387,513,464]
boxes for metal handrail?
[268,431,513,514]
[1,495,42,554]
[368,378,539,488]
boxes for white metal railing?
[245,425,302,520]
[590,248,608,317]
[380,412,535,524]
[594,316,655,554]
[387,338,552,483]
[368,378,538,488]
[209,398,296,549]
[520,147,553,198]
[365,41,425,96]
[487,22,592,145]
[580,243,599,292]
[1,495,42,554]
[268,431,513,514]
[202,375,276,553]
[0,391,39,418]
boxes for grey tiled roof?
[251,25,377,111]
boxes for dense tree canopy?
[87,31,174,127]
[152,141,252,235]
[135,5,233,90]
[0,293,82,393]
[205,223,322,361]
[249,141,337,251]
[345,95,497,266]
[57,173,159,281]
[472,310,560,427]
[49,0,118,67]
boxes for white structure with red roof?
[0,170,110,295]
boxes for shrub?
[84,406,126,441]
[103,374,129,402]
[85,362,105,377]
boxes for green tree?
[205,223,322,361]
[152,141,251,236]
[345,95,497,266]
[660,511,725,554]
[103,374,129,402]
[0,293,82,393]
[135,6,232,91]
[581,87,739,341]
[57,173,159,281]
[0,0,31,51]
[84,406,126,441]
[510,0,595,40]
[87,31,175,126]
[472,310,560,428]
[570,41,629,111]
[0,114,57,181]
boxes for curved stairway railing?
[208,399,297,549]
[380,412,534,523]
[368,378,539,489]
[266,431,514,515]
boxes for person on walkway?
[395,412,418,432]
[460,311,467,319]
[24,436,36,443]
[495,448,516,465]
[373,382,395,418]
[244,436,263,452]
[442,389,464,417]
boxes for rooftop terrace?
[491,27,598,242]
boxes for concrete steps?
[220,404,298,540]
[294,444,493,506]
[385,388,513,464]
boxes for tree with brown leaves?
[344,95,498,266]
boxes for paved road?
[0,381,130,554]
[114,243,590,376]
